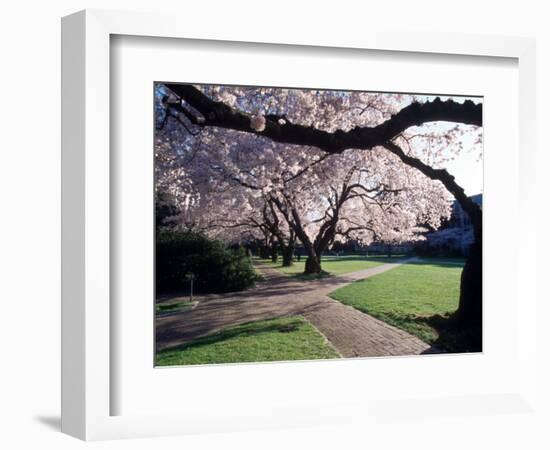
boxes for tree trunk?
[304,254,322,274]
[454,237,482,350]
[281,243,295,267]
[271,239,278,263]
[259,245,270,259]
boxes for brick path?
[156,259,438,357]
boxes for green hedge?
[156,231,257,294]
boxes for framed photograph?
[153,81,483,364]
[61,9,537,440]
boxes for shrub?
[156,231,257,294]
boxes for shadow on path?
[156,258,440,358]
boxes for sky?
[419,95,483,197]
[445,148,483,196]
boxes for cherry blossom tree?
[265,148,452,274]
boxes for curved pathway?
[156,259,438,357]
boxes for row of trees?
[154,83,483,344]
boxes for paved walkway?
[156,259,437,357]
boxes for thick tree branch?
[163,83,482,153]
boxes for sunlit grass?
[329,259,465,349]
[156,316,340,366]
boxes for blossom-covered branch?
[163,83,482,153]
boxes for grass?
[259,255,404,278]
[155,300,194,314]
[155,316,340,366]
[329,258,466,350]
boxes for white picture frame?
[61,9,537,441]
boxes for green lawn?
[155,316,340,366]
[260,255,404,277]
[329,259,465,350]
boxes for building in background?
[418,194,482,256]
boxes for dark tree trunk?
[271,239,278,263]
[281,243,295,267]
[259,246,270,259]
[454,237,482,350]
[304,255,322,274]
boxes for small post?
[185,272,195,302]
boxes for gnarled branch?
[163,83,482,154]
